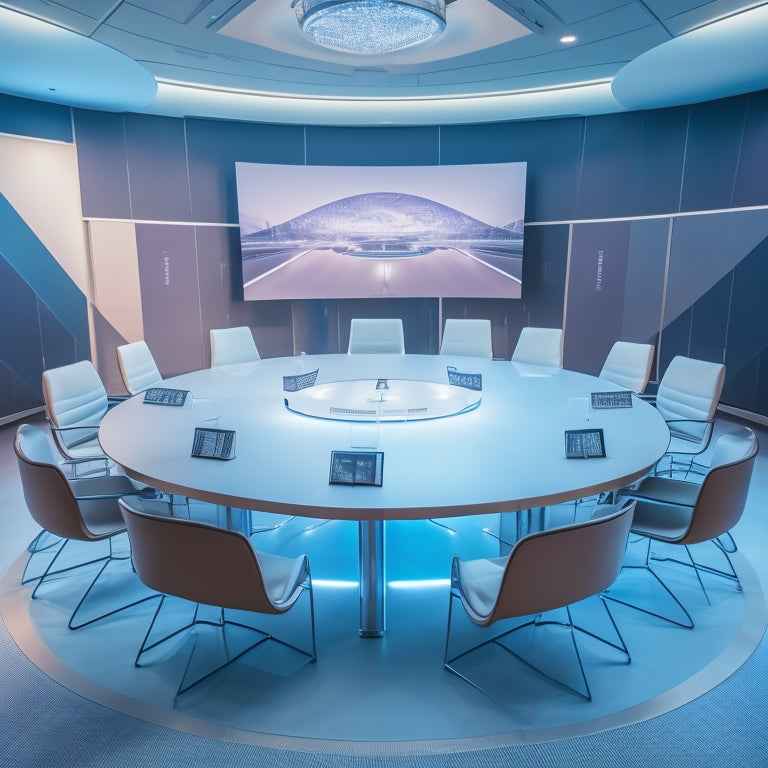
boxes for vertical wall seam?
[730,99,749,207]
[656,217,674,380]
[70,107,99,365]
[561,222,573,338]
[678,108,691,213]
[184,118,207,363]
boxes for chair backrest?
[599,341,654,393]
[13,424,94,541]
[210,326,261,367]
[511,327,563,367]
[116,340,162,394]
[484,500,635,626]
[119,497,303,615]
[42,360,108,449]
[655,356,725,441]
[439,319,493,358]
[347,318,405,355]
[682,428,758,545]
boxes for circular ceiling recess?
[0,8,157,112]
[611,5,768,111]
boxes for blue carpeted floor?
[1,414,766,767]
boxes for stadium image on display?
[235,162,526,300]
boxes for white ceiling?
[0,0,767,125]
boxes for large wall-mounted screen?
[235,162,527,300]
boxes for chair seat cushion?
[633,476,700,506]
[254,550,308,608]
[455,556,508,621]
[631,500,693,542]
[71,475,145,537]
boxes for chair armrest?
[61,456,109,467]
[50,423,102,450]
[664,417,715,445]
[59,454,112,479]
[74,489,153,501]
[51,423,102,433]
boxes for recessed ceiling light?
[560,35,577,44]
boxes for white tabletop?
[99,354,670,521]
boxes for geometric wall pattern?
[0,193,88,423]
[1,89,767,420]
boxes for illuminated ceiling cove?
[0,0,766,125]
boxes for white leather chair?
[439,319,493,358]
[610,427,757,628]
[444,499,635,701]
[210,326,261,367]
[511,327,563,367]
[650,355,726,472]
[599,341,654,394]
[42,360,115,470]
[14,423,155,629]
[119,496,316,699]
[116,340,163,394]
[347,318,405,355]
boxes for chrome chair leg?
[604,539,694,629]
[444,591,630,702]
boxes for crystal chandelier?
[292,0,447,55]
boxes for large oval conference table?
[99,353,670,637]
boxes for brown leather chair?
[14,423,155,629]
[610,427,758,628]
[118,496,316,699]
[444,499,635,701]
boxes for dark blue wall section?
[3,90,768,419]
[0,255,88,419]
[722,235,768,412]
[577,113,645,221]
[663,209,768,328]
[39,301,88,373]
[623,218,668,349]
[518,223,569,331]
[0,360,41,416]
[0,256,43,393]
[73,109,132,219]
[733,90,768,207]
[631,108,688,216]
[440,119,584,223]
[306,126,440,166]
[328,298,439,355]
[0,94,72,142]
[688,274,731,365]
[659,308,693,375]
[564,221,632,374]
[185,119,306,224]
[680,96,747,213]
[124,115,192,223]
